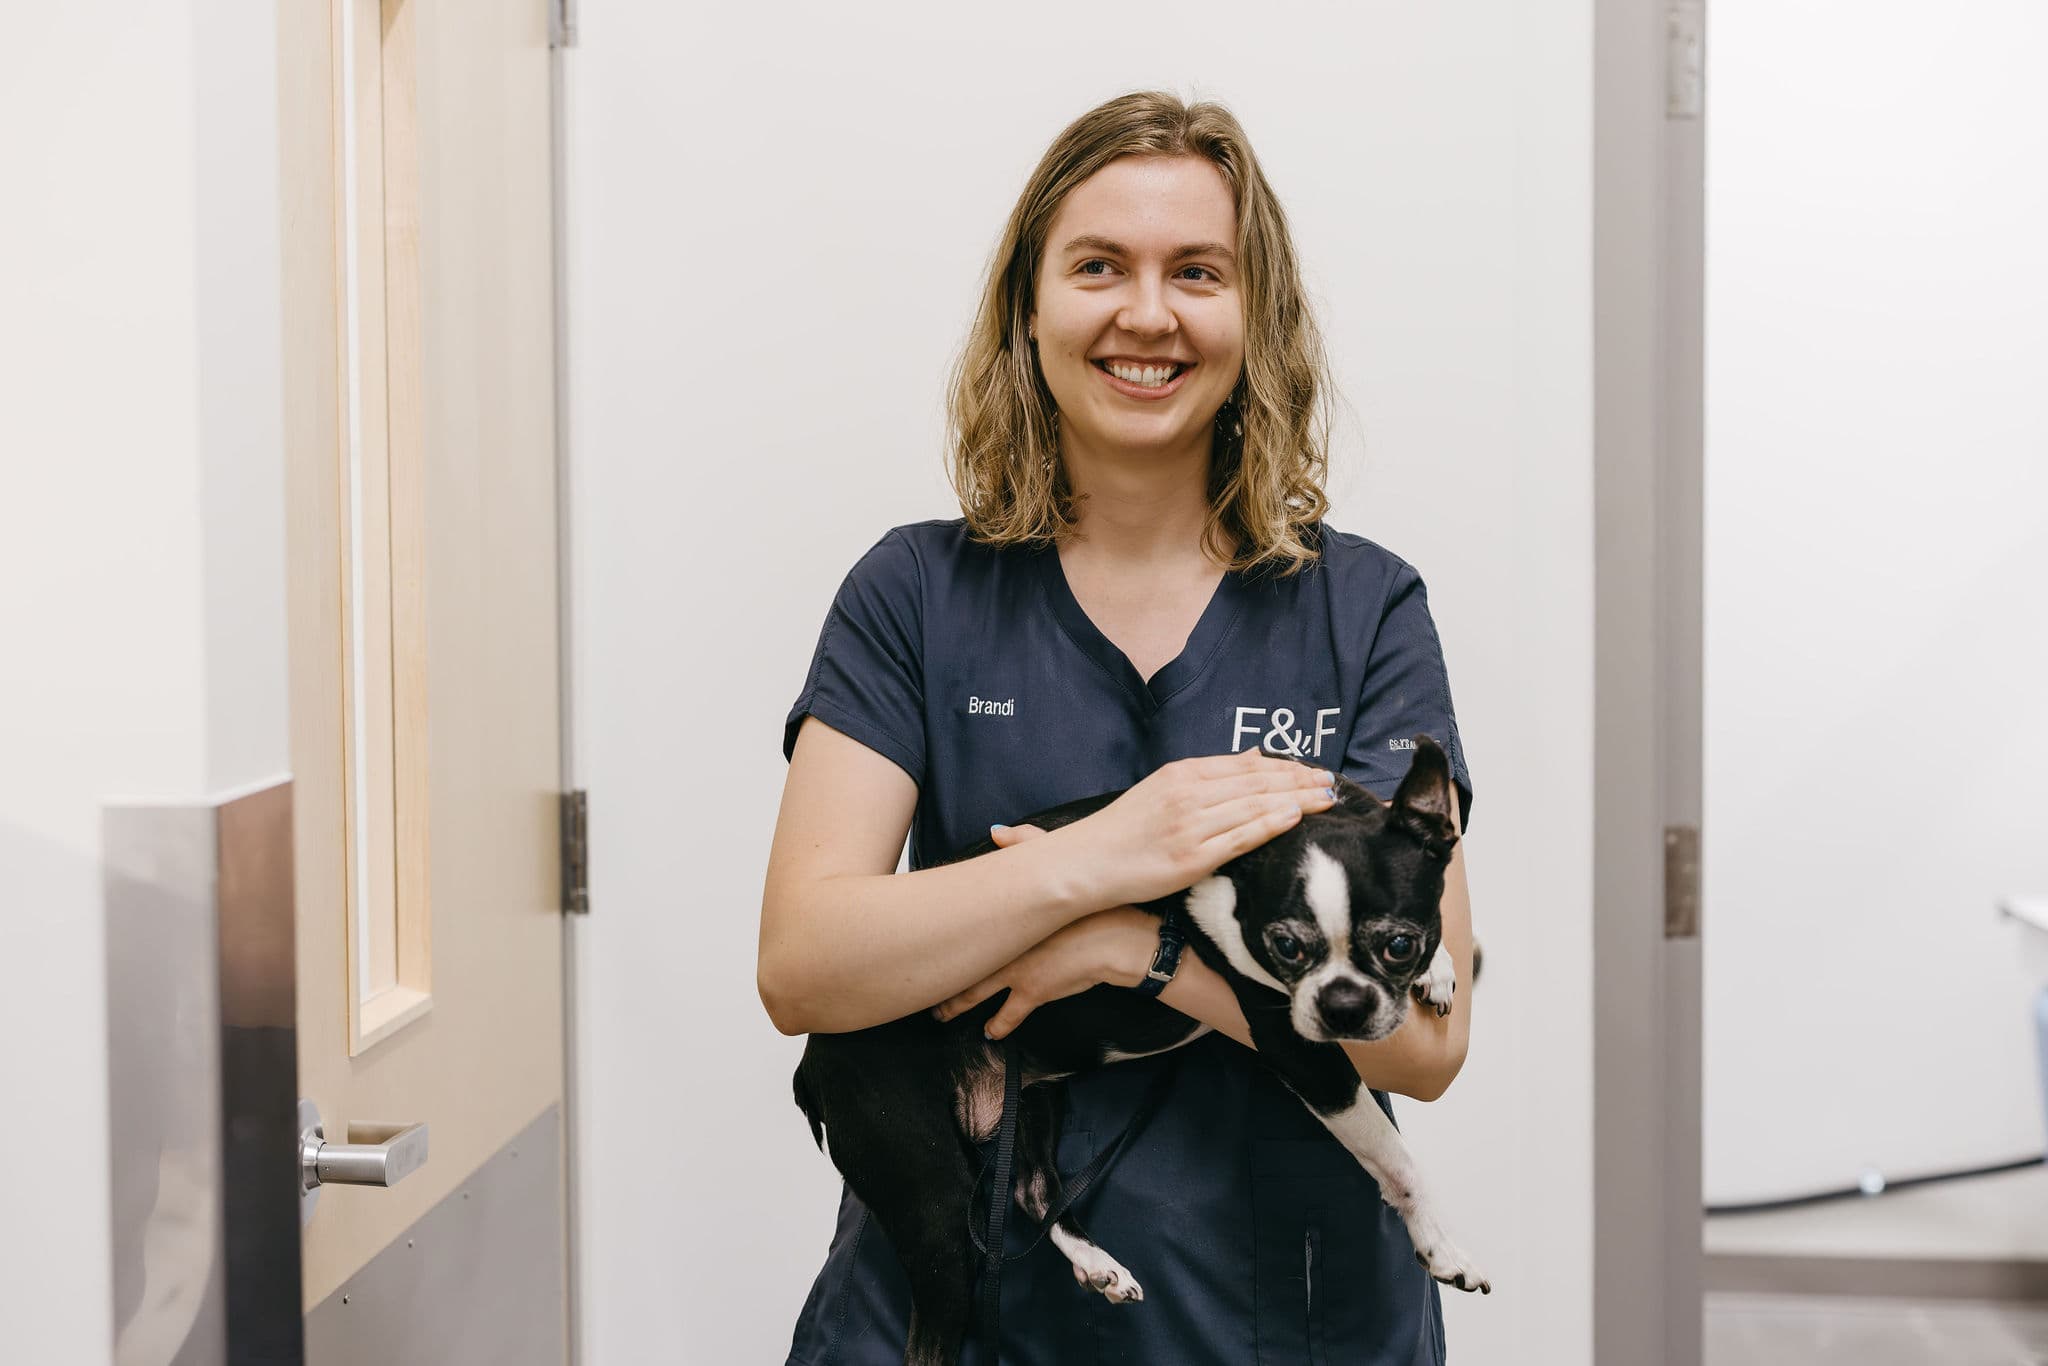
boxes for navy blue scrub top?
[780,517,1475,1366]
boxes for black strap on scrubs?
[968,1037,1182,1361]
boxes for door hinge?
[1663,824,1699,939]
[1666,0,1704,120]
[561,789,590,913]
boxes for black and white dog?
[793,737,1488,1366]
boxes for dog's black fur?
[792,739,1479,1366]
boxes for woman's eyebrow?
[1060,234,1237,265]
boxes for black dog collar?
[1132,906,1187,998]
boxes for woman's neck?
[1058,432,1219,567]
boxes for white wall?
[563,2,1596,1361]
[1704,1,2048,1209]
[0,5,288,1360]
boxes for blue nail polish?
[990,823,1009,838]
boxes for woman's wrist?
[1096,907,1160,989]
[1008,823,1116,926]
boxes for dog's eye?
[1270,931,1307,965]
[1381,935,1420,966]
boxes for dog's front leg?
[1411,942,1457,1018]
[1234,991,1491,1295]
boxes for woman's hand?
[934,824,1158,1040]
[1052,748,1338,909]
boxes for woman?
[760,90,1477,1366]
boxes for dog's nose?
[1317,978,1376,1035]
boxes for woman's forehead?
[1047,155,1237,251]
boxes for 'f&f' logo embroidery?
[1231,706,1341,759]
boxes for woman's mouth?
[1092,359,1193,399]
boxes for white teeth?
[1106,362,1178,388]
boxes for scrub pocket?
[974,1124,1104,1366]
[1250,1136,1444,1366]
[788,1126,1105,1366]
[1005,1124,1104,1366]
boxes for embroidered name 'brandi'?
[967,696,1015,717]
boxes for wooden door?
[278,0,567,1357]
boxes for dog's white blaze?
[1299,843,1352,961]
[1182,877,1286,994]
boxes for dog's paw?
[1411,944,1457,1018]
[1068,1249,1144,1304]
[1413,1240,1491,1295]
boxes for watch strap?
[1132,907,1187,997]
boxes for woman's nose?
[1116,276,1177,338]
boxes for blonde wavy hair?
[946,90,1333,578]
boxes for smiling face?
[1028,154,1245,467]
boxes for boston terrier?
[792,737,1488,1366]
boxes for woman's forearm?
[759,826,1106,1036]
[1154,949,1254,1048]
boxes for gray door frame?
[1594,0,1706,1362]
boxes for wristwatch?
[1131,907,1187,998]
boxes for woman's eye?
[1078,259,1115,276]
[1178,265,1218,282]
[1382,935,1419,965]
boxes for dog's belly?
[949,1021,1214,1143]
[953,1045,1005,1142]
[1099,1022,1212,1063]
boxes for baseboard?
[1705,1252,2048,1302]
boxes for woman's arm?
[759,717,1095,1036]
[758,716,1337,1036]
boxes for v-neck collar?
[1032,538,1253,716]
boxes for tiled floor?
[1705,1293,2048,1366]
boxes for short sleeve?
[782,529,926,786]
[1340,561,1475,833]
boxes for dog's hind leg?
[839,1132,979,1366]
[802,1028,982,1365]
[1010,1084,1145,1305]
[879,1171,979,1366]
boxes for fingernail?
[990,823,1010,838]
[982,1027,995,1040]
[1325,785,1339,802]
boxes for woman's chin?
[1068,414,1218,461]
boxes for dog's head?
[1184,737,1460,1043]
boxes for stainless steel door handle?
[298,1099,429,1221]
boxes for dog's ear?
[1388,736,1459,860]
